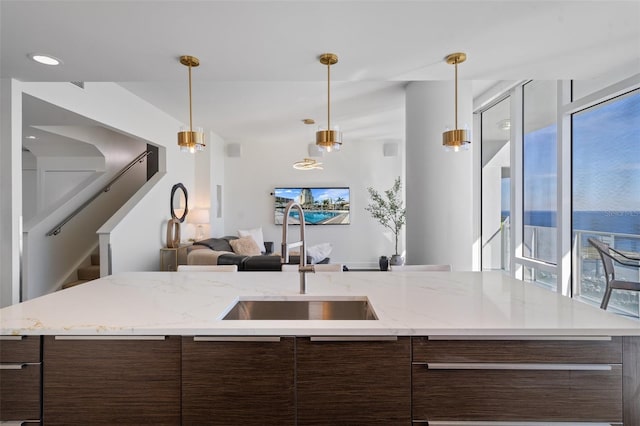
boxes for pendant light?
[293,158,324,170]
[442,52,470,152]
[177,55,205,153]
[316,53,342,153]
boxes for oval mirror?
[170,183,188,223]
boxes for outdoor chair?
[588,237,640,310]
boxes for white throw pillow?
[238,227,266,253]
[306,243,333,264]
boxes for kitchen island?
[1,271,639,424]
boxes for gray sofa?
[187,236,329,271]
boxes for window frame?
[476,73,640,298]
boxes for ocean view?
[503,210,640,251]
[499,209,639,314]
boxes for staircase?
[62,253,100,289]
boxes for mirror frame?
[170,183,189,223]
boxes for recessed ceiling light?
[25,135,37,139]
[28,53,62,66]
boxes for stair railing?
[46,150,152,236]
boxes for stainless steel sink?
[222,297,378,320]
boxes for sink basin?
[222,297,378,320]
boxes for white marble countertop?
[1,271,638,336]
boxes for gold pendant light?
[316,53,342,153]
[177,55,205,153]
[442,52,470,152]
[293,158,324,170]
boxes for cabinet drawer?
[412,364,622,422]
[412,336,622,364]
[0,336,41,363]
[0,362,41,421]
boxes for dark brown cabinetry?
[0,335,41,423]
[296,336,411,425]
[182,336,295,425]
[43,335,181,425]
[4,333,636,425]
[412,336,625,423]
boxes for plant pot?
[389,254,404,266]
[379,256,389,271]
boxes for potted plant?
[365,177,406,266]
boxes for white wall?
[0,79,23,307]
[22,150,37,223]
[1,81,197,302]
[184,129,225,241]
[223,137,403,269]
[20,122,147,299]
[405,81,474,271]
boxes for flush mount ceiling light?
[442,52,470,152]
[177,55,205,153]
[316,53,342,153]
[28,53,62,66]
[293,158,323,171]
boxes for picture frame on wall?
[274,187,350,225]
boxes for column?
[405,81,474,271]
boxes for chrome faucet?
[281,200,314,294]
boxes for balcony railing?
[492,223,639,316]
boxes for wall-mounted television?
[274,187,350,225]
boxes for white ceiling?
[2,0,639,145]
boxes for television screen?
[274,187,350,225]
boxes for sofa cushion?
[217,253,248,268]
[229,236,261,256]
[243,255,282,271]
[193,237,233,252]
[288,255,330,265]
[187,249,234,265]
[238,227,266,253]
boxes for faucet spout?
[281,201,313,294]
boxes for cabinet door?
[182,336,295,425]
[296,336,411,425]
[43,335,181,425]
[0,335,41,422]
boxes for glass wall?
[478,74,639,318]
[572,89,640,316]
[521,81,558,289]
[481,97,511,271]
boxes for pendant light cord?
[327,60,331,131]
[454,59,458,129]
[188,63,193,132]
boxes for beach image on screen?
[274,187,350,225]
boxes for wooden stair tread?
[78,264,100,280]
[62,280,90,289]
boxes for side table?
[159,243,191,271]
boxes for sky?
[513,90,639,213]
[275,187,350,203]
